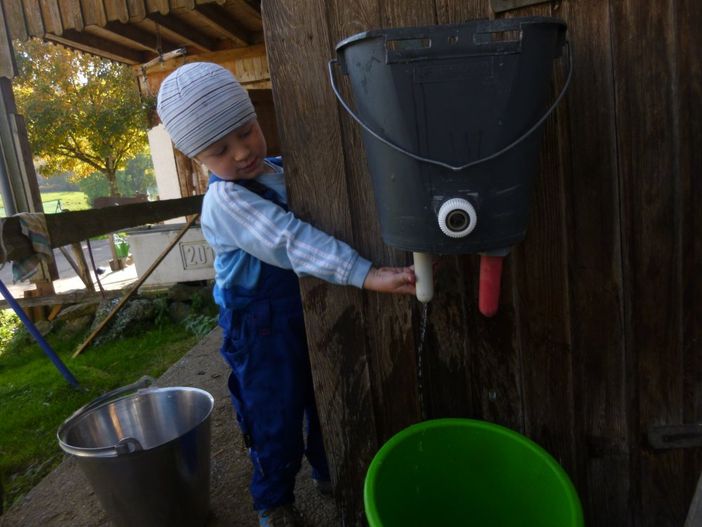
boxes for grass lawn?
[0,191,89,217]
[40,191,90,213]
[0,311,201,512]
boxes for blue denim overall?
[210,170,330,511]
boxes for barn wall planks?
[505,0,577,495]
[263,1,378,523]
[610,2,688,525]
[558,1,631,524]
[677,0,702,519]
[262,0,702,525]
[325,0,420,448]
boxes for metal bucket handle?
[328,40,572,172]
[78,375,156,414]
[58,375,155,457]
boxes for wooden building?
[262,2,701,526]
[2,1,702,526]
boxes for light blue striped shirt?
[200,161,371,307]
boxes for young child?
[156,62,415,527]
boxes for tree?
[12,39,149,196]
[116,152,156,197]
[78,153,156,204]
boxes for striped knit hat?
[156,62,256,157]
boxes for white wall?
[148,124,183,224]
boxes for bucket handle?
[57,375,156,458]
[76,375,156,415]
[328,41,572,172]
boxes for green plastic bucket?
[364,419,583,527]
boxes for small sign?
[179,241,215,270]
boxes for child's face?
[196,119,267,180]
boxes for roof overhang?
[1,0,262,66]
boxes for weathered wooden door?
[263,1,702,525]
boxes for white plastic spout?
[413,252,434,303]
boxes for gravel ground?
[0,327,338,527]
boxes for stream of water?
[416,302,429,420]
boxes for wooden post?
[22,289,38,322]
[70,243,96,291]
[58,245,95,291]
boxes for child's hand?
[363,266,416,295]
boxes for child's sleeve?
[204,181,372,288]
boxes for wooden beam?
[71,243,95,291]
[0,195,203,262]
[58,0,85,32]
[126,0,146,20]
[103,0,130,23]
[45,29,148,63]
[238,0,261,19]
[22,0,45,37]
[80,0,107,26]
[0,288,123,310]
[192,4,251,45]
[47,195,203,246]
[138,42,267,75]
[148,13,217,52]
[58,245,95,291]
[38,0,64,41]
[98,20,179,52]
[172,0,195,9]
[0,4,18,79]
[2,0,29,41]
[0,78,29,214]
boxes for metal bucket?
[57,377,214,527]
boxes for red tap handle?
[479,255,503,317]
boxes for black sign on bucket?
[330,17,570,308]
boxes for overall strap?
[238,179,288,211]
[209,166,298,309]
[208,170,287,211]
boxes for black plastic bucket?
[331,17,569,254]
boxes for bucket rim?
[57,385,215,458]
[335,16,567,53]
[363,417,584,527]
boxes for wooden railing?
[0,195,203,264]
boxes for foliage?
[12,39,150,196]
[74,172,110,204]
[0,310,21,353]
[183,313,218,337]
[77,152,156,204]
[0,316,199,511]
[152,297,171,328]
[116,152,156,196]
